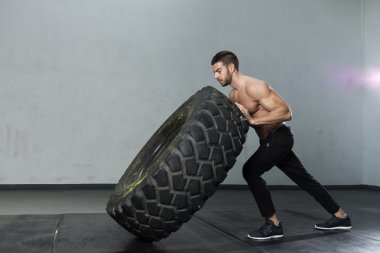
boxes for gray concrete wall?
[0,0,367,185]
[363,0,380,186]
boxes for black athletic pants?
[242,124,340,218]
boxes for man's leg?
[276,151,352,230]
[276,151,340,214]
[243,126,294,239]
[243,132,293,218]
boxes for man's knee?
[243,161,273,181]
[242,163,260,181]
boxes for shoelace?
[258,220,274,235]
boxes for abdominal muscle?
[251,113,283,140]
[244,100,283,140]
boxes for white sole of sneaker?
[314,225,352,230]
[247,234,284,240]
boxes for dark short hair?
[211,50,239,71]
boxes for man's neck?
[230,73,244,90]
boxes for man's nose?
[214,73,219,79]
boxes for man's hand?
[235,103,257,125]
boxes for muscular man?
[211,50,352,240]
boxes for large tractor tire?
[106,86,249,241]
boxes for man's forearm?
[248,111,292,125]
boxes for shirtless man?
[211,50,352,240]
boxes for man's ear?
[228,63,236,73]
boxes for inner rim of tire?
[119,107,190,194]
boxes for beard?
[221,72,233,86]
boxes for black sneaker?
[315,215,352,230]
[247,219,284,240]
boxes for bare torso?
[229,76,285,139]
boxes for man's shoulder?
[244,77,269,91]
[242,77,272,100]
[243,75,267,86]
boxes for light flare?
[365,69,380,90]
[332,67,380,91]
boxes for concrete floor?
[0,188,110,215]
[1,187,380,252]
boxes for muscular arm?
[237,81,292,125]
